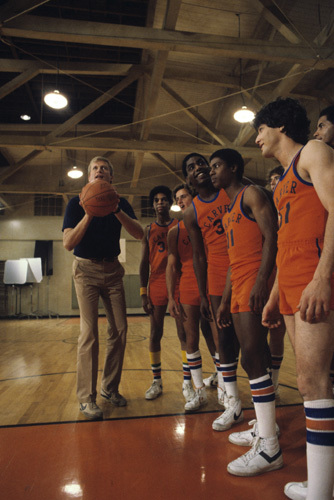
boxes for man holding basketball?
[62,156,143,420]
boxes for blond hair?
[88,156,114,176]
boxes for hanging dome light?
[171,204,181,212]
[44,90,68,109]
[67,166,83,179]
[20,114,31,121]
[233,105,255,124]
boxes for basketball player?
[183,153,242,430]
[210,148,281,477]
[255,97,334,500]
[166,184,217,411]
[314,105,334,148]
[140,185,194,402]
[62,156,143,420]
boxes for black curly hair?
[209,148,244,181]
[181,153,209,179]
[253,97,310,145]
[149,185,173,207]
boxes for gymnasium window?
[34,195,63,216]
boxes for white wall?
[0,213,145,316]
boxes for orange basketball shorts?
[277,241,334,315]
[230,267,276,314]
[149,276,180,306]
[207,253,230,297]
[179,274,201,306]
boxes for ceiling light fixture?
[67,166,83,179]
[233,105,255,123]
[171,204,181,212]
[233,14,255,125]
[20,114,31,121]
[44,90,68,109]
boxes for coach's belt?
[76,256,116,263]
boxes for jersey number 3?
[157,241,165,252]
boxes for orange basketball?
[80,180,119,217]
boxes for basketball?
[80,179,119,217]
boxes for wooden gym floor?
[0,316,307,500]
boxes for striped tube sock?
[220,361,238,399]
[186,350,204,389]
[182,350,191,382]
[149,351,161,382]
[305,399,334,499]
[271,354,283,389]
[215,353,224,390]
[250,374,276,438]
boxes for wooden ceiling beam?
[150,153,184,183]
[0,135,263,159]
[0,62,40,99]
[161,81,233,147]
[2,15,333,68]
[248,0,300,44]
[0,58,133,75]
[129,0,182,191]
[45,67,144,142]
[0,0,49,23]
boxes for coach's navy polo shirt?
[62,196,136,259]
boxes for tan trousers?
[73,257,127,403]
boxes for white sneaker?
[182,381,195,402]
[212,396,243,431]
[227,436,283,477]
[79,402,103,420]
[284,481,308,500]
[145,381,162,400]
[229,419,280,446]
[203,372,218,387]
[284,481,334,499]
[184,386,207,412]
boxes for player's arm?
[112,194,143,240]
[63,212,93,251]
[243,185,278,314]
[262,272,282,328]
[184,205,211,321]
[139,226,153,314]
[217,266,232,328]
[115,210,143,240]
[298,141,334,322]
[166,226,181,318]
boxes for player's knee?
[150,328,163,341]
[297,372,330,400]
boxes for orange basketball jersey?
[274,147,327,249]
[222,185,263,282]
[192,190,230,258]
[192,189,230,295]
[148,219,178,279]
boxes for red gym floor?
[1,405,306,500]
